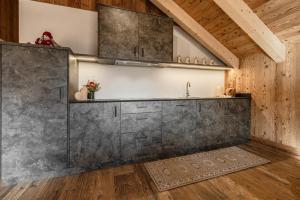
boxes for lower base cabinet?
[69,98,250,170]
[120,103,162,162]
[196,99,250,150]
[196,100,226,150]
[121,130,162,161]
[224,99,250,144]
[162,101,197,156]
[70,103,121,169]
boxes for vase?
[87,92,95,100]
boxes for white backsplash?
[79,63,224,99]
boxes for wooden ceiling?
[174,0,300,58]
[34,0,300,59]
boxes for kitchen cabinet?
[121,101,162,114]
[70,102,121,169]
[162,100,197,156]
[224,99,250,144]
[196,100,226,150]
[1,43,69,184]
[98,6,139,60]
[98,5,173,62]
[121,130,162,161]
[138,14,173,62]
[196,99,251,150]
[120,101,162,161]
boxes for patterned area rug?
[144,146,270,191]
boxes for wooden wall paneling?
[251,54,276,142]
[0,0,19,42]
[227,53,277,141]
[275,43,297,147]
[226,41,300,150]
[296,42,300,147]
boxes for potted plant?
[85,80,100,100]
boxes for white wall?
[19,0,225,99]
[19,0,98,54]
[79,63,224,99]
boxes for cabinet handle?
[136,117,148,120]
[136,134,147,139]
[198,103,201,112]
[59,87,64,101]
[176,104,185,107]
[141,48,144,57]
[137,106,147,109]
[114,106,117,117]
[134,47,137,56]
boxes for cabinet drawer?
[121,130,161,161]
[121,112,161,133]
[121,101,162,113]
[162,100,196,114]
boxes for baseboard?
[251,136,300,157]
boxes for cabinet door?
[120,111,162,161]
[162,101,197,156]
[1,45,68,184]
[138,14,173,62]
[196,100,225,150]
[224,99,250,144]
[121,130,162,162]
[70,103,121,169]
[98,6,139,60]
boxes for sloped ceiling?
[35,0,300,58]
[175,0,300,58]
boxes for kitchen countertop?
[69,94,251,103]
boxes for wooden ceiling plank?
[213,0,286,63]
[254,0,297,18]
[267,11,300,33]
[150,0,239,68]
[259,1,300,25]
[243,0,269,9]
[276,24,300,38]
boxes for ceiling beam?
[213,0,286,63]
[150,0,239,68]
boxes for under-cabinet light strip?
[74,55,233,71]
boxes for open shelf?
[73,54,233,71]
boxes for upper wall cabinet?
[98,6,139,60]
[138,14,173,62]
[98,5,173,62]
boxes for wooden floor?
[1,142,300,200]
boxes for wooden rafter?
[213,0,286,63]
[150,0,239,68]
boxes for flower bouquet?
[85,80,100,100]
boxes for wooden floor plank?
[1,142,300,200]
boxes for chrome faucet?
[186,81,191,98]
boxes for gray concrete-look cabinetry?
[196,99,250,150]
[0,43,69,184]
[162,100,197,156]
[98,6,139,60]
[121,102,162,162]
[98,5,173,62]
[70,98,250,170]
[70,103,121,169]
[138,14,173,62]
